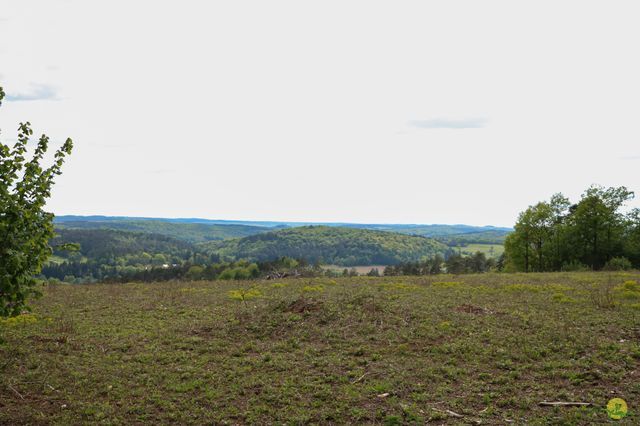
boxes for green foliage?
[615,280,640,300]
[0,87,73,316]
[41,228,199,283]
[227,288,262,301]
[505,186,638,272]
[603,256,633,271]
[302,285,324,292]
[383,254,446,276]
[218,263,259,280]
[445,251,495,274]
[54,218,271,243]
[185,265,205,280]
[200,226,449,266]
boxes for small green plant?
[621,280,640,292]
[302,285,324,292]
[615,280,640,300]
[270,282,287,288]
[0,313,38,326]
[432,281,462,288]
[227,288,262,302]
[438,321,452,330]
[552,292,576,304]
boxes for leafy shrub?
[219,263,259,280]
[437,321,452,330]
[185,265,204,280]
[621,280,640,292]
[603,257,633,271]
[561,260,590,272]
[0,313,38,326]
[228,288,262,301]
[1,87,73,316]
[270,282,286,288]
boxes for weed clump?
[432,281,462,288]
[380,283,420,291]
[616,280,640,300]
[0,313,38,326]
[228,288,262,301]
[552,292,576,304]
[302,285,324,292]
[603,257,633,271]
[504,284,541,293]
[270,283,287,288]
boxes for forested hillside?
[42,229,211,283]
[39,225,501,282]
[51,229,193,259]
[55,219,271,243]
[200,226,449,266]
[54,216,510,242]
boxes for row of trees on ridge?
[504,185,640,272]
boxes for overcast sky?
[1,1,639,227]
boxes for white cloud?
[5,84,59,102]
[408,118,488,129]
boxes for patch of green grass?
[1,272,639,423]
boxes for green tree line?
[504,185,640,272]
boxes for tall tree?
[505,186,635,272]
[504,206,536,272]
[568,186,633,269]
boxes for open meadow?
[456,244,504,259]
[1,272,639,424]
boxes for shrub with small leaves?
[0,86,73,317]
[228,288,262,302]
[604,257,633,271]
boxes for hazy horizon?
[53,213,513,229]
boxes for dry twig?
[539,401,592,407]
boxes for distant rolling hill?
[54,215,511,244]
[198,226,450,266]
[54,219,273,243]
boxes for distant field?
[1,272,639,424]
[456,243,504,258]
